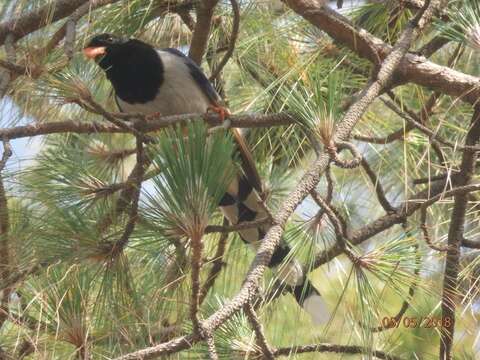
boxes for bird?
[83,33,330,324]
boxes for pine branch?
[209,0,240,81]
[272,343,403,360]
[353,125,414,144]
[360,158,396,214]
[199,218,229,305]
[204,330,219,360]
[244,302,275,360]
[420,207,450,252]
[0,138,12,329]
[282,0,480,104]
[190,229,204,335]
[0,0,87,44]
[189,0,218,64]
[439,107,480,360]
[109,137,145,257]
[0,112,294,140]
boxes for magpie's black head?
[83,33,132,69]
[84,33,157,71]
[84,33,164,104]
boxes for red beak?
[83,46,106,59]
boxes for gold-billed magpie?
[84,33,329,324]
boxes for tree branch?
[244,302,275,360]
[209,0,240,81]
[199,219,229,305]
[0,138,12,329]
[439,107,480,360]
[0,112,294,140]
[188,0,218,64]
[272,343,403,359]
[360,158,396,213]
[282,0,480,104]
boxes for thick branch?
[0,0,88,44]
[209,0,240,81]
[188,0,218,64]
[282,1,480,104]
[439,108,480,360]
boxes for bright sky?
[0,97,43,172]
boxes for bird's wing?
[162,48,263,194]
[162,48,220,104]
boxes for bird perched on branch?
[84,33,329,324]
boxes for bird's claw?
[145,111,162,121]
[207,105,230,123]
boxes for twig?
[109,137,145,257]
[176,7,195,31]
[412,173,449,185]
[314,180,480,268]
[328,141,362,169]
[244,302,275,360]
[80,96,150,141]
[360,158,396,213]
[420,207,449,252]
[199,218,229,305]
[353,124,414,144]
[209,0,240,81]
[311,165,334,227]
[310,190,347,240]
[461,237,480,249]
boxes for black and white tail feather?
[86,34,330,324]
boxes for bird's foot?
[207,105,230,123]
[145,111,162,121]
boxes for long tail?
[218,174,330,325]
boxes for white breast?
[117,50,211,116]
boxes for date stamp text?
[381,316,452,329]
